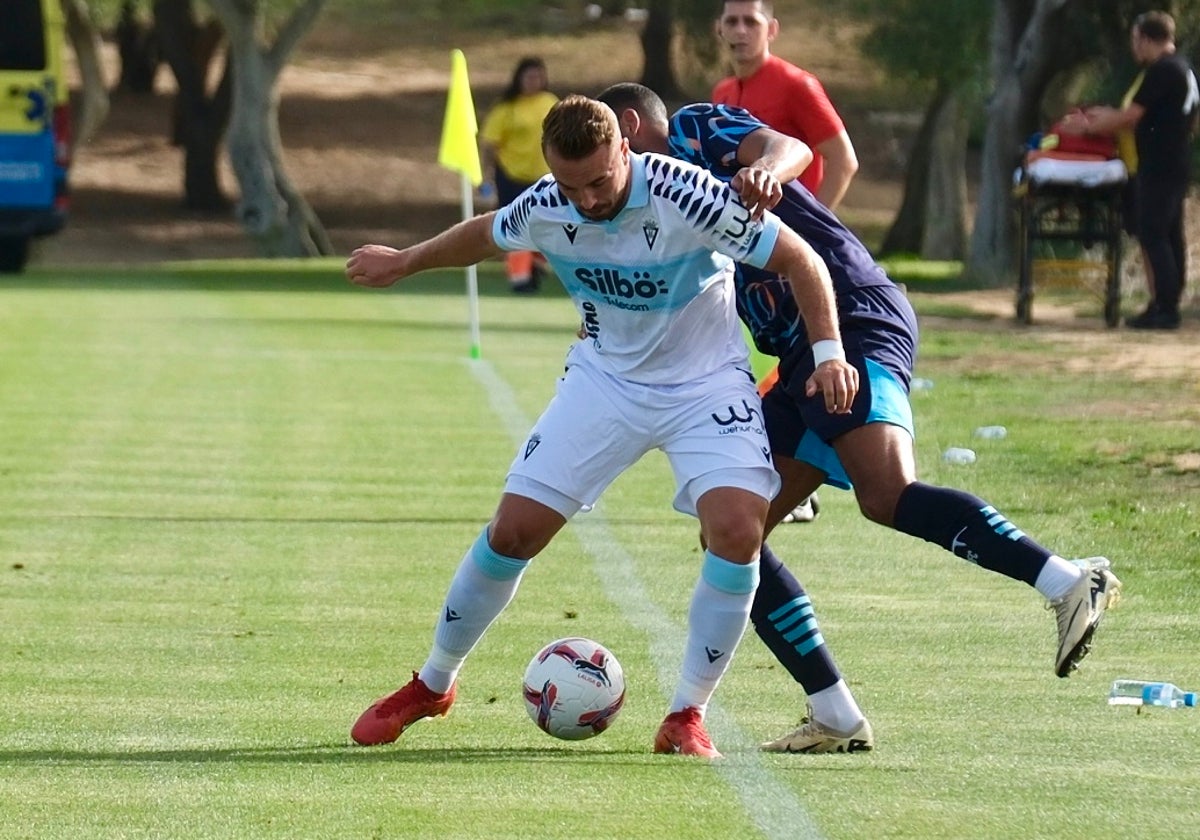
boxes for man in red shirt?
[713,0,859,210]
[715,0,861,525]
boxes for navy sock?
[892,482,1050,587]
[750,543,841,694]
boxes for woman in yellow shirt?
[481,57,558,293]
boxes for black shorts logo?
[711,399,761,426]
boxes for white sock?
[669,552,759,715]
[1034,555,1084,602]
[418,530,528,694]
[808,680,865,733]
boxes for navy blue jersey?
[668,103,911,368]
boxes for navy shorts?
[761,284,918,489]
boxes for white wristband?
[811,339,845,366]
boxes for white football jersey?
[492,152,781,385]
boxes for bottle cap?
[1185,692,1198,707]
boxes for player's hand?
[346,244,408,288]
[804,359,859,415]
[731,166,783,220]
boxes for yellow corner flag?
[438,49,483,187]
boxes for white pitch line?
[469,357,823,840]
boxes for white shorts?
[504,349,779,519]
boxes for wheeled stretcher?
[1014,156,1127,326]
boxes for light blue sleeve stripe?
[702,550,760,595]
[742,213,782,268]
[470,528,528,581]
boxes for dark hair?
[502,57,547,102]
[542,95,618,160]
[1134,11,1175,44]
[596,83,670,127]
[721,0,773,16]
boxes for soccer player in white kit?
[344,95,857,758]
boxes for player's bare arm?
[346,212,502,288]
[763,226,859,414]
[730,126,813,219]
[812,130,859,210]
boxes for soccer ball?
[522,637,626,741]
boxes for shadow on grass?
[0,744,657,766]
[167,314,581,338]
[3,513,674,527]
[2,260,570,299]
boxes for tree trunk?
[880,92,939,256]
[62,0,109,147]
[154,0,230,211]
[968,0,1075,285]
[115,0,160,93]
[639,0,683,100]
[923,88,968,260]
[207,0,331,257]
[880,82,968,260]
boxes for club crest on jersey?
[563,224,579,244]
[524,433,542,460]
[642,218,660,249]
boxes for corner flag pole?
[437,49,484,359]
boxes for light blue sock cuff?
[702,550,760,595]
[470,528,529,581]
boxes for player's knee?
[486,519,548,560]
[704,516,766,563]
[855,486,900,527]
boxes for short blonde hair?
[542,95,618,160]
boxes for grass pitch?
[1,262,1197,839]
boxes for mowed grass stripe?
[470,357,824,840]
[2,266,1198,839]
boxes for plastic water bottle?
[973,425,1008,440]
[1108,679,1198,708]
[942,447,977,465]
[910,377,934,392]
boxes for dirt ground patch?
[917,289,1200,382]
[38,20,1199,380]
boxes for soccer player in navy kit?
[345,95,858,758]
[599,83,1123,753]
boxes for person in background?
[713,0,859,211]
[1061,10,1197,330]
[480,57,558,293]
[714,0,861,521]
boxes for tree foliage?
[841,0,990,88]
[827,0,992,259]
